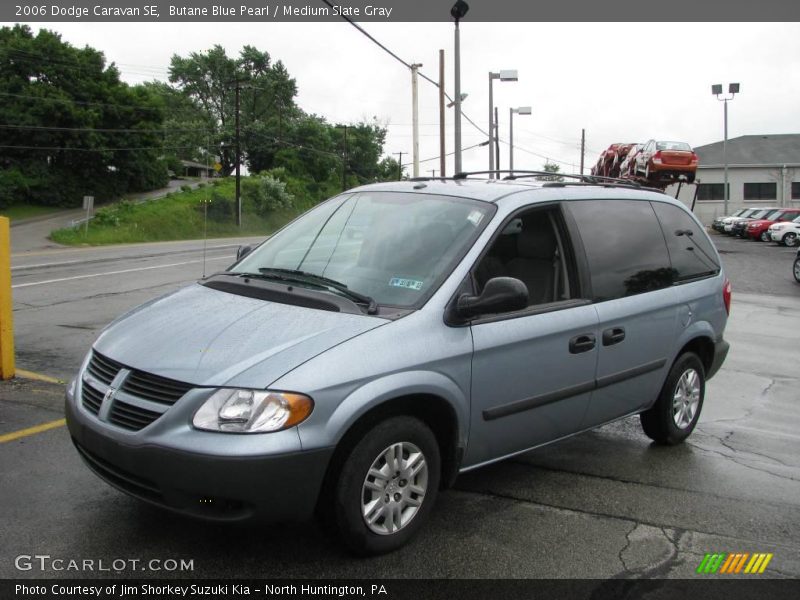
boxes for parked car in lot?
[768,215,800,247]
[635,140,699,183]
[729,208,780,236]
[745,209,800,241]
[65,175,730,555]
[795,247,800,283]
[723,208,764,233]
[712,208,751,233]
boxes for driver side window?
[474,206,577,307]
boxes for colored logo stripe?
[697,553,773,574]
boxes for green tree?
[537,161,564,182]
[168,45,297,176]
[0,25,168,207]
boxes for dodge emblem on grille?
[102,386,117,405]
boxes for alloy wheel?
[672,368,701,429]
[361,442,428,535]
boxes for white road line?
[12,256,230,289]
[11,244,238,270]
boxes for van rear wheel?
[333,416,440,556]
[640,352,705,445]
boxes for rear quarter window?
[651,202,720,282]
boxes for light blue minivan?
[66,174,730,555]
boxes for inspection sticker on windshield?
[467,210,484,226]
[389,277,424,291]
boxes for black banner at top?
[4,0,800,22]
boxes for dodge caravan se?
[66,174,730,555]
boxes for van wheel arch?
[315,394,462,525]
[678,336,714,376]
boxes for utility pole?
[411,63,422,178]
[430,169,437,178]
[235,80,241,227]
[580,128,586,175]
[494,106,500,173]
[439,49,446,177]
[393,151,405,180]
[341,125,348,191]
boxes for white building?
[668,134,800,224]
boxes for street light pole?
[451,1,469,175]
[509,106,531,177]
[712,83,740,215]
[488,70,518,178]
[411,63,422,178]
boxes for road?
[1,232,799,579]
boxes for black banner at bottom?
[4,579,800,600]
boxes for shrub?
[180,184,192,193]
[241,173,294,217]
[92,206,120,227]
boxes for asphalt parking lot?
[1,229,799,580]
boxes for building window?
[743,183,777,201]
[696,183,728,201]
[793,182,800,200]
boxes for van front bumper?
[66,397,334,523]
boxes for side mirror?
[456,277,528,319]
[236,245,252,261]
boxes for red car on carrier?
[744,208,800,241]
[635,140,699,183]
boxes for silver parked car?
[66,174,731,555]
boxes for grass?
[0,204,66,222]
[50,179,307,245]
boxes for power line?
[0,144,202,152]
[320,0,491,144]
[418,141,488,165]
[0,123,211,133]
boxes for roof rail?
[451,169,642,188]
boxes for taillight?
[723,278,732,315]
[691,152,699,162]
[653,151,662,162]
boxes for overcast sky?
[17,21,800,176]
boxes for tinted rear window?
[651,202,720,282]
[568,200,673,302]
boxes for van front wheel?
[640,352,705,445]
[333,416,440,555]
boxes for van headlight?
[193,389,313,433]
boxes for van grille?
[121,370,192,405]
[86,352,123,385]
[81,384,104,415]
[82,351,194,432]
[109,400,163,431]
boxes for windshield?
[656,141,692,152]
[232,191,494,308]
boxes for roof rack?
[451,169,642,187]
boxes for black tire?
[793,258,800,284]
[759,231,770,242]
[784,232,798,247]
[332,416,440,556]
[640,353,705,445]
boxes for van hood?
[94,283,387,388]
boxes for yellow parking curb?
[15,369,66,385]
[0,418,66,444]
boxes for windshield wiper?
[239,268,379,315]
